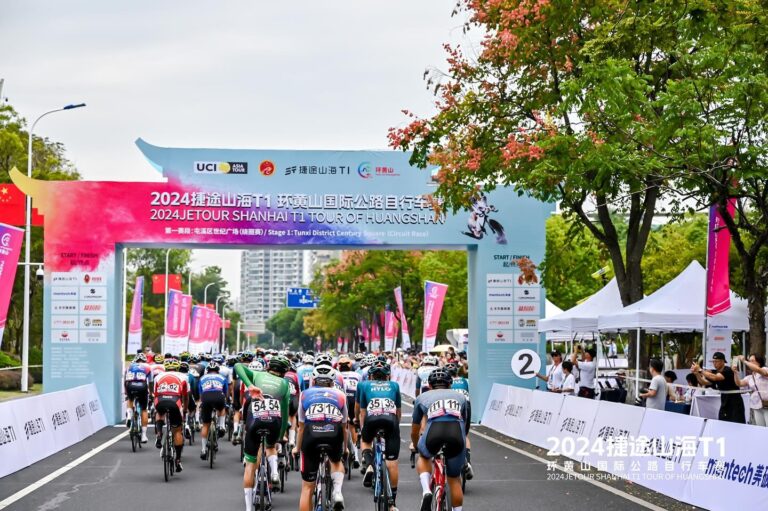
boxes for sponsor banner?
[370,316,381,352]
[52,301,79,315]
[80,272,106,285]
[0,224,23,346]
[384,310,397,352]
[127,276,144,355]
[487,316,515,329]
[391,366,417,398]
[51,286,79,301]
[0,383,107,478]
[337,336,343,353]
[480,383,510,433]
[165,291,192,354]
[514,287,540,302]
[513,330,539,344]
[515,302,541,316]
[486,287,515,301]
[706,326,732,364]
[488,329,514,344]
[51,315,79,329]
[683,418,768,510]
[80,301,106,314]
[706,200,735,316]
[51,272,79,285]
[581,400,646,476]
[487,302,514,316]
[486,274,516,288]
[544,395,599,461]
[79,286,107,301]
[422,281,448,353]
[393,287,411,350]
[188,305,209,354]
[516,390,565,449]
[80,330,107,344]
[52,329,79,344]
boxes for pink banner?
[384,310,397,352]
[394,286,411,350]
[188,305,207,354]
[422,281,448,353]
[164,290,192,354]
[0,224,24,348]
[707,200,735,316]
[370,316,381,353]
[342,337,349,353]
[337,336,343,352]
[360,320,369,341]
[127,276,144,354]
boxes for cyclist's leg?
[299,430,321,511]
[167,405,185,469]
[215,397,227,436]
[416,421,436,508]
[199,395,214,457]
[346,397,359,465]
[463,400,473,479]
[242,402,260,511]
[137,388,149,442]
[383,416,401,507]
[441,423,467,509]
[264,421,282,484]
[328,425,346,506]
[124,386,134,426]
[359,417,375,472]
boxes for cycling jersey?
[284,370,300,398]
[358,379,401,460]
[234,364,291,439]
[415,365,437,394]
[340,370,361,400]
[148,363,165,381]
[154,372,188,427]
[413,388,469,478]
[199,372,229,395]
[451,376,470,399]
[298,386,348,483]
[297,364,314,392]
[125,362,151,388]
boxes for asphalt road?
[1,408,669,511]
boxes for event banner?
[126,276,144,355]
[370,315,381,352]
[394,286,411,350]
[164,290,192,354]
[422,281,448,353]
[0,223,23,348]
[337,336,343,353]
[384,310,397,352]
[342,337,348,353]
[188,305,207,354]
[706,200,735,316]
[706,326,732,363]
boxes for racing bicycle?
[313,444,334,511]
[161,421,176,482]
[129,398,143,453]
[253,428,274,511]
[371,429,393,511]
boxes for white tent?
[539,278,624,336]
[597,260,749,333]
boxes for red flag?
[0,184,44,226]
[152,274,182,294]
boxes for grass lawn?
[0,385,42,401]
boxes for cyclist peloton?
[445,362,474,480]
[414,355,439,396]
[283,357,301,451]
[357,359,401,511]
[235,355,292,511]
[295,365,348,511]
[232,351,254,444]
[153,359,189,473]
[337,355,361,469]
[124,353,151,443]
[411,368,469,511]
[199,361,229,460]
[298,354,315,392]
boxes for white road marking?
[0,429,130,510]
[402,397,666,511]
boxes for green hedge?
[0,351,21,368]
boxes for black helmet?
[369,360,391,378]
[428,368,453,389]
[268,355,291,375]
[444,362,459,377]
[179,361,190,373]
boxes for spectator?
[683,373,703,404]
[640,359,667,410]
[605,339,618,359]
[571,348,597,399]
[557,361,576,396]
[536,351,564,392]
[664,371,684,402]
[732,354,768,426]
[691,352,746,424]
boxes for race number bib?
[366,397,396,416]
[306,402,343,423]
[344,378,358,391]
[251,398,281,420]
[128,371,147,382]
[333,381,345,392]
[288,381,298,396]
[427,398,462,420]
[157,382,180,394]
[453,388,470,400]
[201,379,224,392]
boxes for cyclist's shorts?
[418,421,466,478]
[361,414,400,460]
[199,392,226,423]
[155,397,183,428]
[125,386,149,411]
[244,420,282,462]
[300,422,344,482]
[346,397,356,422]
[187,394,197,412]
[233,383,240,409]
[289,394,299,417]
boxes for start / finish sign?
[286,287,319,309]
[11,138,553,423]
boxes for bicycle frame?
[373,432,392,510]
[314,449,333,511]
[254,430,273,511]
[431,448,447,511]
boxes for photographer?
[692,352,746,424]
[639,359,666,410]
[571,347,596,399]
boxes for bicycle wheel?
[131,428,137,452]
[257,447,268,511]
[378,459,390,511]
[209,428,216,469]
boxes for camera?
[35,266,44,281]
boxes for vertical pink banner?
[707,200,735,316]
[188,305,206,354]
[422,281,448,353]
[384,310,397,352]
[342,337,349,353]
[337,336,343,352]
[127,276,144,355]
[370,316,381,353]
[0,224,24,348]
[164,290,191,354]
[394,286,411,350]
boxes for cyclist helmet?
[312,365,338,387]
[428,368,453,389]
[255,349,265,358]
[362,354,376,367]
[241,351,254,363]
[423,355,438,366]
[178,351,190,362]
[314,353,333,367]
[369,359,391,378]
[337,355,352,368]
[268,355,291,375]
[190,354,201,364]
[133,353,147,363]
[179,361,190,373]
[206,361,220,372]
[354,353,364,361]
[444,362,459,377]
[164,359,180,372]
[154,354,165,364]
[249,360,265,372]
[213,354,225,364]
[302,354,315,365]
[203,353,213,361]
[226,356,238,367]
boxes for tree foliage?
[266,308,312,351]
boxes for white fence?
[0,383,107,478]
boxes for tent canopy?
[538,278,624,336]
[597,260,748,333]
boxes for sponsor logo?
[0,424,17,446]
[51,410,70,430]
[89,400,101,413]
[81,302,106,313]
[51,287,78,300]
[487,274,516,287]
[259,160,275,176]
[194,161,248,175]
[0,233,10,247]
[284,164,351,176]
[82,273,105,285]
[52,316,77,328]
[52,301,78,314]
[357,162,373,179]
[76,404,88,421]
[52,273,79,284]
[81,330,107,343]
[80,286,106,300]
[24,417,46,440]
[356,162,399,179]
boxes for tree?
[266,308,312,351]
[190,266,230,306]
[126,248,191,308]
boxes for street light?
[203,282,215,307]
[216,296,227,354]
[21,103,86,393]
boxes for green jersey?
[234,363,291,437]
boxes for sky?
[2,1,469,301]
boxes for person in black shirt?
[692,352,746,423]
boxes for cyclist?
[232,351,253,444]
[295,365,348,511]
[358,354,376,382]
[284,358,301,450]
[124,353,151,443]
[411,368,469,511]
[199,361,229,460]
[235,356,291,511]
[414,355,439,396]
[153,359,189,473]
[337,355,361,469]
[298,354,315,391]
[445,362,474,480]
[357,359,401,511]
[178,361,197,439]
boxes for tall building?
[239,249,341,332]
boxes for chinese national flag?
[0,184,44,226]
[224,319,231,329]
[151,274,182,294]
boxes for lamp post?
[22,103,86,393]
[220,304,228,353]
[203,282,215,307]
[215,296,227,353]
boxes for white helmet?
[302,354,315,365]
[362,354,376,367]
[314,353,334,367]
[312,365,338,386]
[423,355,438,366]
[248,360,265,372]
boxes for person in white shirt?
[557,361,576,396]
[571,348,597,399]
[536,351,564,392]
[640,359,667,410]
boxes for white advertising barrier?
[516,390,564,450]
[0,383,107,478]
[542,394,600,461]
[683,419,768,511]
[582,400,646,475]
[480,383,509,433]
[691,393,750,420]
[392,367,417,399]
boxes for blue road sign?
[286,287,319,309]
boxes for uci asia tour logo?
[194,161,248,175]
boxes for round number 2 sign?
[511,349,541,379]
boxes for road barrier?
[0,383,107,478]
[480,383,768,511]
[391,366,417,398]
